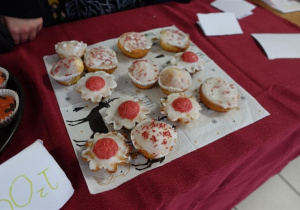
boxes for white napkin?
[211,0,256,19]
[43,26,269,194]
[197,13,243,36]
[252,33,300,59]
[0,140,74,209]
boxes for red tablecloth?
[1,0,300,209]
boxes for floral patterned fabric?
[49,0,146,23]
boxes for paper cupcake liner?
[0,89,19,128]
[0,67,9,89]
[50,71,82,84]
[128,74,158,89]
[158,66,191,94]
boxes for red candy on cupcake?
[181,51,199,63]
[104,96,150,130]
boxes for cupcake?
[199,77,239,112]
[158,66,192,95]
[104,96,150,130]
[0,89,19,128]
[160,29,190,52]
[55,40,87,58]
[170,51,205,73]
[128,59,159,89]
[50,57,84,86]
[161,93,201,124]
[82,132,131,173]
[117,32,152,58]
[0,67,9,89]
[131,119,177,160]
[76,71,117,103]
[84,46,118,74]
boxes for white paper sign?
[197,13,243,36]
[252,33,300,59]
[43,26,269,194]
[211,0,256,19]
[0,140,74,209]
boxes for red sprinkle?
[93,138,118,159]
[181,51,198,63]
[86,76,106,91]
[172,97,192,113]
[118,100,140,120]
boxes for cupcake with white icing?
[82,132,131,173]
[161,93,201,124]
[76,71,117,103]
[50,56,84,86]
[170,51,205,73]
[128,59,159,89]
[104,96,150,130]
[131,119,177,160]
[158,66,191,95]
[84,46,118,74]
[199,77,239,112]
[160,29,190,52]
[117,32,152,58]
[55,40,87,58]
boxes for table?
[251,0,300,27]
[1,0,300,209]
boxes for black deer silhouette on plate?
[66,98,118,139]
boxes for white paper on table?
[43,26,269,194]
[197,13,243,36]
[252,33,300,59]
[0,140,74,209]
[263,0,300,13]
[211,0,256,19]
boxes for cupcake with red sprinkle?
[76,71,117,103]
[128,59,159,89]
[82,132,131,173]
[131,119,177,160]
[84,46,118,74]
[117,32,152,58]
[104,96,150,130]
[161,93,201,124]
[170,51,205,73]
[160,28,190,52]
[50,56,84,86]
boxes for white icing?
[160,29,189,48]
[82,132,131,172]
[170,52,205,73]
[119,32,152,52]
[128,59,159,85]
[104,96,150,130]
[76,71,117,102]
[201,77,239,109]
[50,57,83,79]
[131,119,177,159]
[161,93,201,123]
[158,66,191,92]
[84,46,118,70]
[55,40,87,58]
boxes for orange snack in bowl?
[0,95,16,121]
